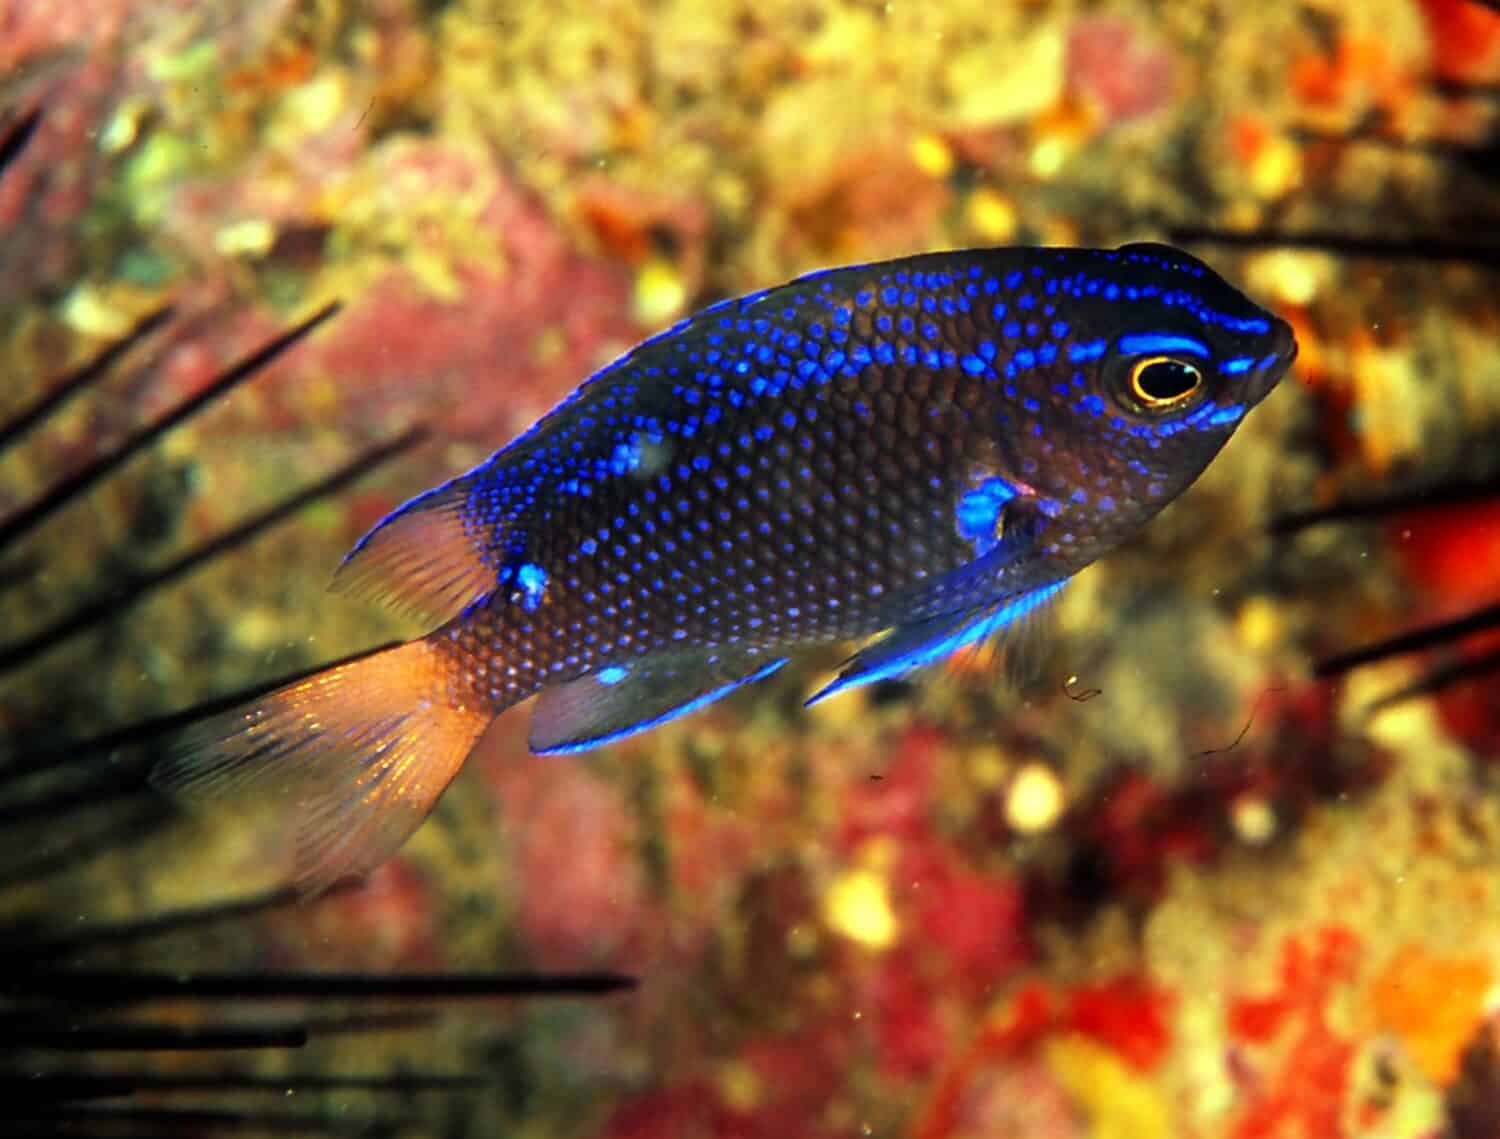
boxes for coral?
[1046,1035,1173,1139]
[1370,946,1492,1087]
[487,756,647,971]
[1416,0,1500,82]
[9,2,1500,1138]
[1394,498,1500,610]
[1064,976,1175,1074]
[1226,928,1362,1139]
[1447,1023,1500,1139]
[1064,16,1177,128]
[309,157,637,442]
[261,856,442,969]
[912,973,1176,1139]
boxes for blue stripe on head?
[1116,333,1210,358]
[1202,404,1246,427]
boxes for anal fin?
[805,581,1066,706]
[529,647,788,755]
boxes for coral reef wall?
[1,1,1498,1137]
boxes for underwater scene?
[2,1,1499,1136]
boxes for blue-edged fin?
[330,475,495,627]
[805,581,1067,706]
[529,648,788,755]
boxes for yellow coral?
[824,867,898,950]
[1046,1035,1174,1139]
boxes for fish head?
[999,242,1297,558]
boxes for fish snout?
[1247,315,1298,402]
[1270,316,1298,370]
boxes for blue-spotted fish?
[154,242,1296,890]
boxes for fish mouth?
[1270,315,1299,370]
[1248,315,1298,402]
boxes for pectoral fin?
[805,580,1067,706]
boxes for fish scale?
[154,242,1297,892]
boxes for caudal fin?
[152,639,491,894]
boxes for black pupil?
[1138,360,1199,402]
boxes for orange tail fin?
[152,638,491,894]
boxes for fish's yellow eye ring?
[1129,356,1203,408]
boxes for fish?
[152,242,1297,891]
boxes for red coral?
[836,723,945,851]
[1044,683,1384,920]
[914,975,1174,1139]
[1065,976,1175,1073]
[488,754,648,970]
[1394,499,1500,610]
[0,60,130,303]
[1435,679,1500,761]
[906,851,1029,991]
[261,857,442,969]
[1385,497,1500,754]
[915,983,1056,1139]
[1228,927,1362,1139]
[735,1024,856,1138]
[311,166,636,443]
[603,1081,730,1139]
[871,950,949,1079]
[1416,0,1500,82]
[1068,767,1218,905]
[1066,16,1178,125]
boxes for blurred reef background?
[1,1,1499,1136]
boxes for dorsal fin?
[330,475,496,627]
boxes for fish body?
[155,243,1295,890]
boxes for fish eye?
[1129,356,1202,409]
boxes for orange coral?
[1371,945,1492,1086]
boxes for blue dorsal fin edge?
[329,474,499,628]
[804,580,1067,707]
[530,650,788,755]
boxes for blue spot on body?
[955,477,1018,551]
[609,439,642,476]
[597,666,628,686]
[517,563,547,612]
